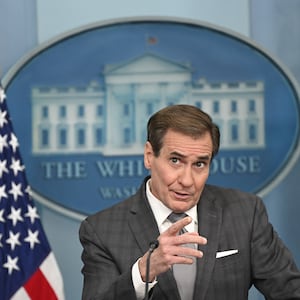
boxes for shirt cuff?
[132,258,158,299]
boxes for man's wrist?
[132,258,157,299]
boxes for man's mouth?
[173,190,192,199]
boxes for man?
[79,104,300,299]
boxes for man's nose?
[178,166,193,186]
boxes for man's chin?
[169,201,195,213]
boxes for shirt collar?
[146,179,198,228]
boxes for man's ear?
[144,141,153,170]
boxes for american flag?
[0,87,64,300]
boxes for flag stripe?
[11,287,30,300]
[24,267,58,300]
[40,252,65,299]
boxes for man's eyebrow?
[169,151,211,160]
[197,155,211,161]
[169,151,185,157]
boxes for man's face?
[144,129,213,212]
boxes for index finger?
[165,216,192,236]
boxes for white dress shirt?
[132,179,198,299]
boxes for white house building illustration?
[31,53,265,155]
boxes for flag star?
[9,133,19,153]
[9,182,23,201]
[24,229,40,249]
[0,134,8,152]
[6,231,21,251]
[3,255,20,275]
[0,88,5,103]
[10,158,25,176]
[25,204,40,223]
[7,206,24,226]
[0,184,8,201]
[0,233,3,247]
[25,185,32,197]
[0,159,9,177]
[0,209,5,222]
[0,109,8,128]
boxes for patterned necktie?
[167,212,196,300]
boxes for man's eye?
[196,161,205,168]
[170,157,179,164]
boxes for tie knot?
[167,212,188,223]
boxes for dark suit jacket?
[79,177,300,300]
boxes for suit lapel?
[128,192,158,254]
[128,180,180,300]
[193,186,222,300]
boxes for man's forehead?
[162,132,213,157]
[163,130,213,145]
